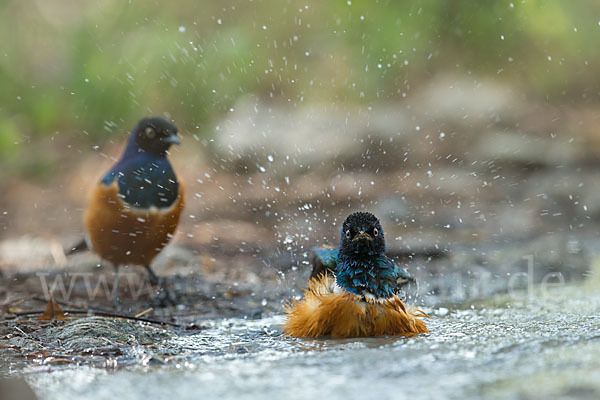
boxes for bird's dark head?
[127,117,180,157]
[339,211,386,257]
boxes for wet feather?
[284,275,429,338]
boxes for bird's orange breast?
[283,275,429,338]
[84,180,184,267]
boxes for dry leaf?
[44,358,73,365]
[37,297,67,321]
[25,350,49,359]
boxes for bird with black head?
[70,117,184,307]
[283,211,428,338]
[310,211,416,298]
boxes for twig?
[14,325,31,338]
[12,309,181,328]
[134,308,154,318]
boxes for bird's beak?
[352,232,373,242]
[162,133,181,145]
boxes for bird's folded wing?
[310,246,339,279]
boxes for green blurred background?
[1,0,599,178]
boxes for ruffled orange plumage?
[283,274,429,338]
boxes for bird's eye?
[345,230,351,239]
[145,127,156,138]
[373,227,379,236]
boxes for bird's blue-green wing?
[396,264,416,287]
[310,246,339,280]
[313,247,338,267]
[378,256,416,291]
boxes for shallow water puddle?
[14,285,600,400]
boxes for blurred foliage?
[1,0,600,172]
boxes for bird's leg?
[112,265,122,310]
[145,265,160,286]
[145,265,177,307]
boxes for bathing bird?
[284,211,428,338]
[310,247,415,287]
[70,117,184,307]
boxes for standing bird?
[72,117,184,306]
[283,211,428,338]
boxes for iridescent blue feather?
[311,246,415,296]
[101,148,178,209]
[336,255,400,298]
